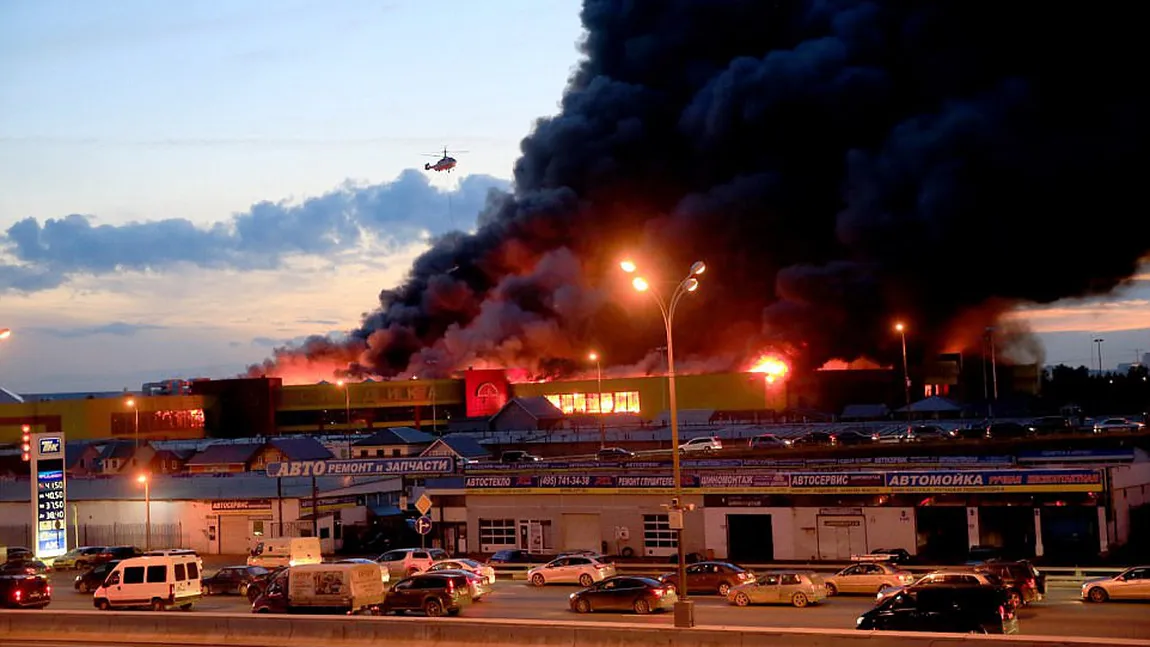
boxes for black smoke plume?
[257,0,1150,381]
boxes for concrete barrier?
[2,611,1148,647]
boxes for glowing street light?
[125,398,140,450]
[336,380,352,429]
[137,473,151,551]
[589,351,605,448]
[621,258,706,627]
[0,328,11,340]
[894,322,910,409]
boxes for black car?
[596,447,636,461]
[792,431,835,447]
[75,560,120,594]
[569,576,677,614]
[832,430,879,446]
[1026,416,1070,435]
[985,422,1029,440]
[0,574,51,609]
[857,584,1018,634]
[488,549,532,564]
[377,572,471,617]
[203,565,272,596]
[1,558,50,576]
[870,548,912,564]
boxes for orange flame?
[747,354,790,383]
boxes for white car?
[1082,566,1150,602]
[376,548,437,578]
[427,558,496,585]
[528,555,616,587]
[824,562,915,595]
[877,570,1000,602]
[679,436,722,453]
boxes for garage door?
[561,514,601,552]
[219,516,250,556]
[817,515,867,560]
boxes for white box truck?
[251,562,384,615]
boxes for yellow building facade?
[0,395,210,443]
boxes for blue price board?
[36,467,67,556]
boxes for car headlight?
[569,593,578,600]
[856,616,865,626]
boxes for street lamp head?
[336,379,345,387]
[588,352,598,362]
[632,276,649,292]
[689,261,706,276]
[0,328,10,340]
[684,277,699,292]
[136,474,148,484]
[894,322,904,333]
[620,260,637,273]
[125,398,136,408]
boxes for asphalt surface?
[39,569,1150,640]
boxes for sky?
[1,0,1148,393]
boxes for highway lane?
[43,573,1150,640]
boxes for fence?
[0,523,183,551]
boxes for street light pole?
[126,398,139,449]
[1093,338,1105,374]
[137,474,151,551]
[589,352,604,448]
[336,380,351,429]
[622,259,705,629]
[894,323,910,408]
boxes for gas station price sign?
[30,433,67,558]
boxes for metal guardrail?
[490,561,1125,582]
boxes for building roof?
[97,441,136,461]
[841,404,891,419]
[268,437,333,460]
[422,435,490,459]
[498,396,564,421]
[185,441,264,466]
[151,448,194,462]
[351,427,435,447]
[896,396,963,414]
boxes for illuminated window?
[544,391,640,415]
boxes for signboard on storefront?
[461,468,1103,495]
[265,456,455,478]
[210,499,273,512]
[463,454,1016,474]
[300,494,362,516]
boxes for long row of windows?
[544,391,641,415]
[478,515,676,553]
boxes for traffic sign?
[415,515,433,535]
[415,493,432,515]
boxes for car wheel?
[733,592,750,607]
[531,573,545,587]
[95,598,110,611]
[180,603,193,611]
[579,574,594,587]
[424,599,445,617]
[1008,591,1023,608]
[792,592,809,608]
[239,583,249,596]
[75,561,87,570]
[78,582,90,594]
[574,598,591,614]
[718,582,732,596]
[825,583,838,596]
[1088,587,1109,603]
[150,598,165,612]
[633,598,651,614]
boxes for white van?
[251,562,385,614]
[247,537,322,568]
[93,555,203,611]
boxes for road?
[42,571,1150,640]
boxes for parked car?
[247,537,321,569]
[596,447,635,461]
[428,568,491,601]
[727,571,825,607]
[985,422,1029,440]
[92,546,144,565]
[51,546,106,571]
[376,548,436,578]
[857,584,1018,634]
[1026,416,1071,435]
[825,562,914,595]
[678,436,722,453]
[2,558,50,575]
[427,558,496,585]
[376,572,471,617]
[832,429,880,445]
[897,425,956,442]
[1092,418,1146,433]
[0,574,51,609]
[93,554,203,611]
[0,547,33,561]
[877,569,1003,603]
[569,576,677,614]
[528,555,616,587]
[748,434,788,449]
[852,548,913,564]
[658,561,755,596]
[202,565,272,596]
[791,431,835,447]
[500,450,541,463]
[74,560,121,594]
[1081,565,1150,602]
[487,549,532,564]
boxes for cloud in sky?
[35,321,166,339]
[0,170,510,292]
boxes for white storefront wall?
[703,507,916,561]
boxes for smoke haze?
[256,0,1150,382]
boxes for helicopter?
[422,146,467,173]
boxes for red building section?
[464,369,509,417]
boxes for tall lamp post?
[125,398,140,449]
[621,258,705,628]
[1093,338,1105,375]
[137,474,151,551]
[588,351,605,448]
[336,380,351,430]
[894,323,910,409]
